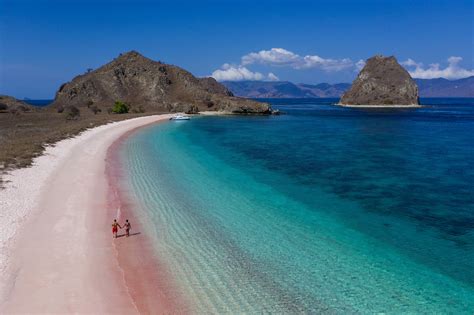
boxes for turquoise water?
[121,98,474,313]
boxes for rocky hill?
[339,55,419,106]
[51,51,270,114]
[0,95,37,113]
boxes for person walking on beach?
[112,219,122,238]
[124,219,131,237]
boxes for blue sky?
[0,0,472,98]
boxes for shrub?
[64,106,80,120]
[0,103,8,111]
[87,100,94,108]
[383,99,394,105]
[57,105,64,113]
[112,101,129,114]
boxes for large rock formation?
[51,51,270,114]
[339,55,419,106]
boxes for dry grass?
[0,109,164,187]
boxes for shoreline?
[105,118,191,313]
[337,103,422,108]
[0,114,178,312]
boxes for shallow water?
[121,98,474,313]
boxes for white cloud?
[402,56,474,79]
[242,48,300,66]
[211,48,474,82]
[211,64,278,82]
[267,72,279,81]
[401,58,421,67]
[241,48,354,72]
[301,55,353,71]
[355,59,366,71]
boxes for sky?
[0,0,473,99]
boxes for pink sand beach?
[0,114,188,313]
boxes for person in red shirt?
[112,219,122,238]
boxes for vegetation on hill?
[112,101,130,114]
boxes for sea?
[119,98,474,313]
[23,99,52,106]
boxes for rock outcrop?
[0,95,36,112]
[51,51,270,114]
[339,55,419,106]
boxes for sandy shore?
[0,114,181,313]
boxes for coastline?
[0,114,179,313]
[337,103,422,108]
[105,118,191,313]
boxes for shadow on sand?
[116,232,141,238]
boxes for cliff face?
[51,51,270,114]
[339,55,419,106]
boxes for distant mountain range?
[415,77,474,97]
[222,76,474,98]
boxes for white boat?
[169,114,190,121]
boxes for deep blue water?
[23,99,53,106]
[122,98,474,313]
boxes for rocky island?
[339,55,420,107]
[52,51,270,114]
